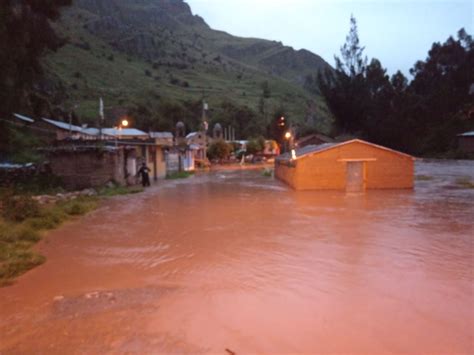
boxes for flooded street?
[0,160,473,354]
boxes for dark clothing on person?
[137,165,151,187]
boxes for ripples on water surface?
[0,160,473,353]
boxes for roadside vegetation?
[415,175,434,181]
[455,177,474,189]
[262,168,273,177]
[97,185,144,197]
[0,183,144,286]
[0,194,97,286]
[166,171,194,180]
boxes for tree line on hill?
[1,3,472,161]
[315,16,474,156]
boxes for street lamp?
[115,118,130,146]
[279,116,285,127]
[284,130,296,159]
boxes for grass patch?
[166,171,193,179]
[98,185,144,197]
[455,177,474,189]
[415,175,434,181]
[262,168,273,177]
[0,196,99,286]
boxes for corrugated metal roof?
[42,118,148,138]
[186,132,199,139]
[276,139,414,162]
[149,131,173,139]
[82,128,100,135]
[458,131,474,137]
[42,117,84,133]
[13,113,34,123]
[102,128,148,137]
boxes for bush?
[0,223,39,243]
[98,186,143,197]
[246,136,265,155]
[262,168,273,177]
[207,140,232,160]
[166,171,193,179]
[2,194,40,222]
[456,177,474,188]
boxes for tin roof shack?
[39,118,99,140]
[275,139,414,192]
[457,131,474,153]
[45,145,127,190]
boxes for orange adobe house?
[275,139,415,192]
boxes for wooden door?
[346,161,365,192]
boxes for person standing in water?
[137,162,151,187]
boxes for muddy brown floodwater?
[1,160,473,354]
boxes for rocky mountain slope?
[43,0,333,134]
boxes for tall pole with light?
[115,117,129,147]
[202,100,209,160]
[285,129,296,160]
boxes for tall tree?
[336,15,368,78]
[0,0,72,155]
[319,15,369,133]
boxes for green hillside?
[42,0,334,137]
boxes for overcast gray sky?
[186,0,473,77]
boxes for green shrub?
[14,225,41,242]
[2,194,40,222]
[415,175,434,181]
[98,186,143,197]
[456,177,474,188]
[0,250,45,281]
[60,197,98,216]
[166,171,193,179]
[207,139,232,160]
[262,168,273,177]
[246,136,266,155]
[27,208,67,229]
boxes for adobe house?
[44,145,128,190]
[275,139,414,192]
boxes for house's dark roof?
[296,133,334,146]
[276,139,414,162]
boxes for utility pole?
[202,100,209,160]
[99,97,104,141]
